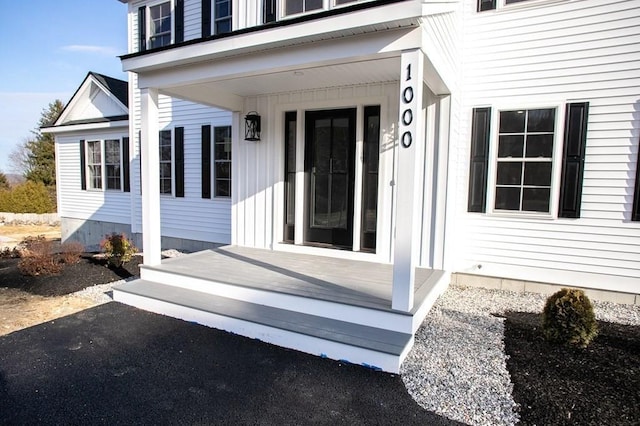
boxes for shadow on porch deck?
[113,246,450,373]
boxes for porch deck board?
[148,246,439,312]
[116,279,412,356]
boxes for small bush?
[17,236,62,276]
[100,233,136,268]
[542,288,598,348]
[0,181,55,214]
[0,246,20,259]
[59,241,85,264]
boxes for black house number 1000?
[401,63,414,148]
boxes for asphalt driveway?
[0,302,459,425]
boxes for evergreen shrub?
[542,288,598,347]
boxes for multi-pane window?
[159,130,173,194]
[214,126,232,197]
[285,0,323,15]
[83,139,124,191]
[214,0,232,34]
[87,141,102,190]
[494,108,556,213]
[105,139,121,190]
[149,1,172,49]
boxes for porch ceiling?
[160,56,401,108]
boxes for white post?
[392,49,425,312]
[140,88,162,266]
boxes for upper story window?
[478,0,539,12]
[214,0,232,34]
[202,0,232,37]
[285,0,323,16]
[139,0,186,52]
[279,0,362,19]
[149,2,172,49]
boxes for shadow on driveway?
[0,303,460,425]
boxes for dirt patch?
[0,224,61,242]
[0,287,97,336]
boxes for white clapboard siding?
[56,132,131,224]
[455,0,640,291]
[234,83,400,262]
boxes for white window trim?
[146,0,174,49]
[84,138,125,192]
[159,128,175,197]
[485,103,566,219]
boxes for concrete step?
[113,279,414,373]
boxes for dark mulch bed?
[503,311,640,425]
[0,254,142,296]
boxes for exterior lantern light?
[244,111,261,141]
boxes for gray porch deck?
[114,246,449,372]
[143,246,441,313]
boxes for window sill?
[484,210,556,220]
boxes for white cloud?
[60,45,119,56]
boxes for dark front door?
[304,108,356,248]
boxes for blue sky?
[0,0,128,173]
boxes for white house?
[45,0,639,372]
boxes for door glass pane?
[332,118,349,172]
[312,173,329,227]
[313,119,331,173]
[330,174,348,229]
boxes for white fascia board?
[41,120,129,134]
[122,1,425,73]
[139,27,422,90]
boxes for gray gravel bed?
[401,285,640,426]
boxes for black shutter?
[122,137,130,193]
[478,0,496,11]
[632,139,640,221]
[264,0,277,23]
[175,0,184,43]
[138,6,146,51]
[175,127,185,198]
[202,0,212,37]
[202,125,212,198]
[468,107,491,213]
[558,102,589,218]
[79,140,86,190]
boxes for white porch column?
[140,88,162,266]
[392,49,426,312]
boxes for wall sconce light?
[244,111,261,141]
